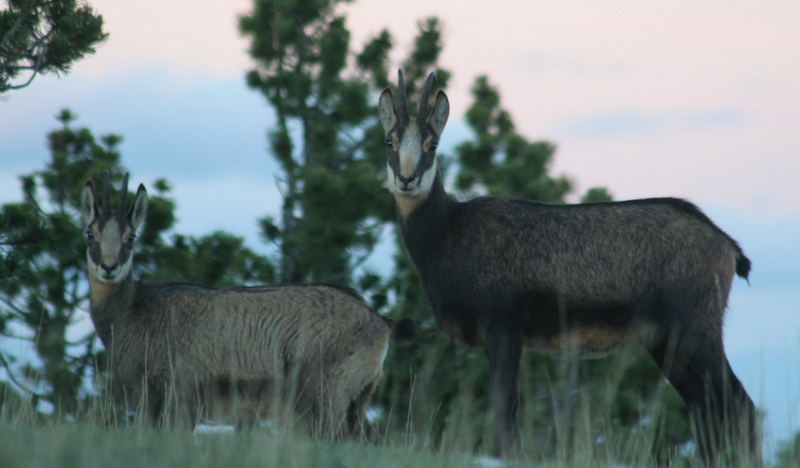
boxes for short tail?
[736,252,751,281]
[380,317,416,341]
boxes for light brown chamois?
[81,172,391,437]
[378,71,759,464]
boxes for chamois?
[80,173,391,437]
[378,71,758,463]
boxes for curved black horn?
[417,72,436,124]
[396,69,409,125]
[102,171,111,217]
[118,172,129,218]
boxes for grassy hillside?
[0,423,484,468]
[0,368,773,467]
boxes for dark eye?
[128,233,137,243]
[85,230,94,241]
[430,142,438,152]
[385,138,393,148]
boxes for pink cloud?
[75,0,253,77]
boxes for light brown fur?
[527,325,634,357]
[91,277,391,437]
[82,175,391,437]
[88,275,120,306]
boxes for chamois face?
[378,71,449,199]
[80,173,148,284]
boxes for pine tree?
[455,76,571,202]
[0,0,106,93]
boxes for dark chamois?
[378,71,758,463]
[80,173,391,437]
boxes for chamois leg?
[346,378,381,441]
[158,380,198,430]
[484,323,523,457]
[163,399,197,430]
[317,397,346,440]
[145,387,163,427]
[648,335,759,466]
[299,372,348,440]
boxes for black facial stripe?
[387,151,400,174]
[417,152,435,175]
[386,123,404,176]
[386,124,405,145]
[118,244,133,264]
[88,241,102,264]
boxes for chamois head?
[378,70,450,199]
[80,172,148,284]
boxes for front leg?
[484,321,523,457]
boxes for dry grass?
[0,352,770,468]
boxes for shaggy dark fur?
[379,72,759,464]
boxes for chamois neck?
[89,275,122,306]
[88,272,136,341]
[398,172,454,264]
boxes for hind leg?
[302,382,347,440]
[346,377,381,441]
[647,331,758,465]
[289,368,345,439]
[339,330,391,441]
[128,380,164,427]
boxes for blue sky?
[1,0,798,455]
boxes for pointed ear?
[80,181,97,227]
[429,90,449,136]
[378,89,398,134]
[129,183,148,230]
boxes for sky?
[1,0,799,456]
